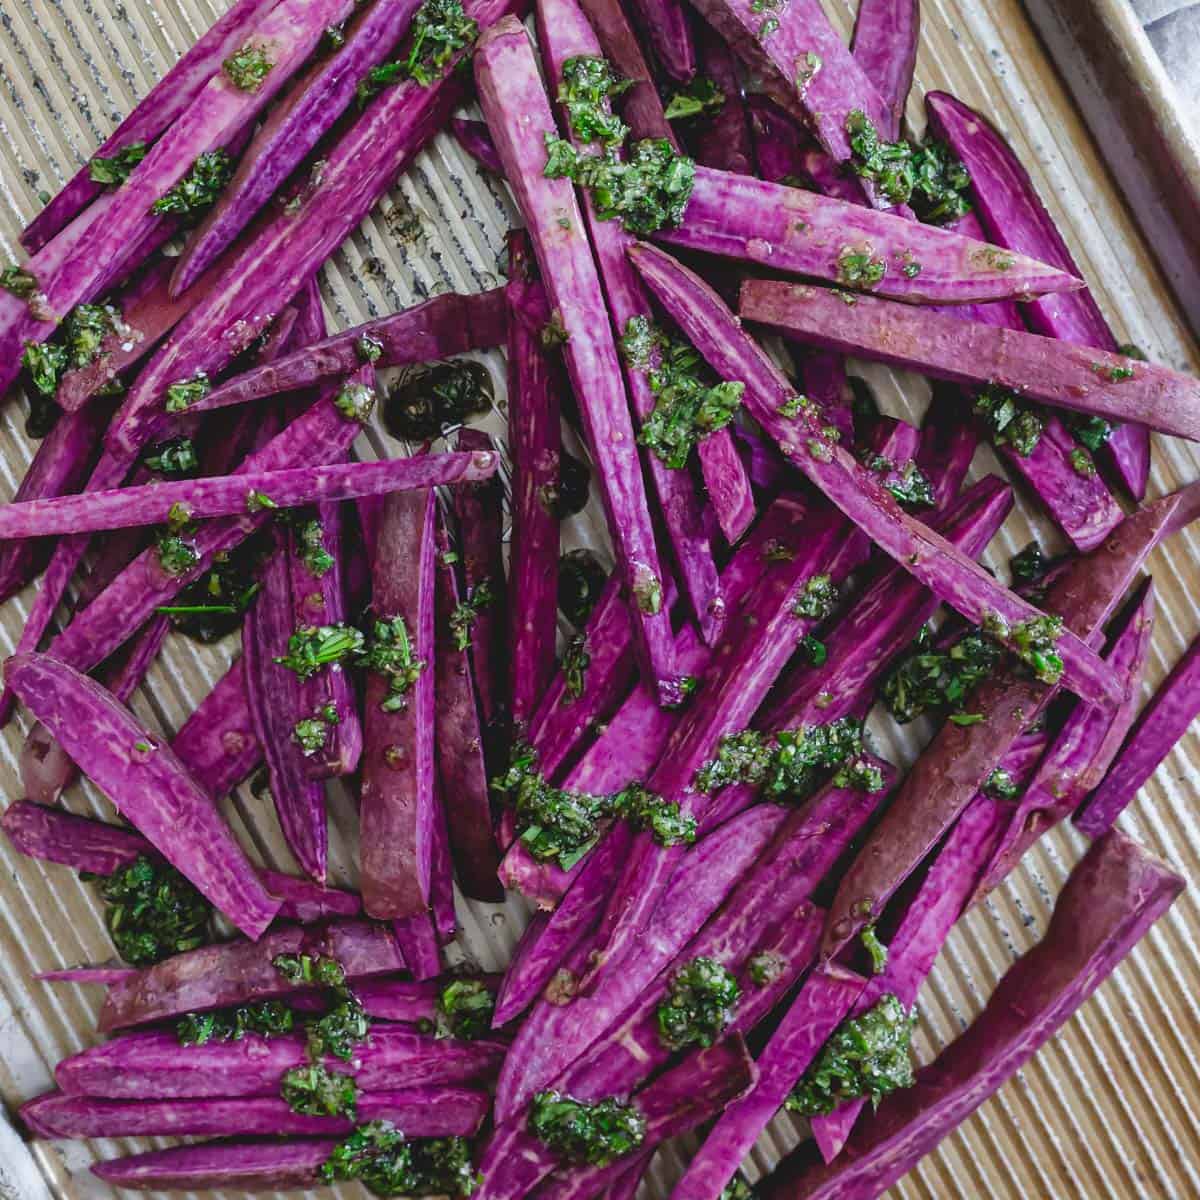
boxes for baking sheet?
[0,1,1198,1197]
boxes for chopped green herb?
[274,953,347,988]
[758,16,780,38]
[662,674,698,709]
[974,383,1044,456]
[92,856,211,966]
[613,783,697,846]
[1090,360,1136,383]
[323,23,347,52]
[143,436,199,478]
[656,956,740,1050]
[1070,446,1097,477]
[881,626,1003,724]
[164,372,211,413]
[696,719,867,801]
[1,265,39,298]
[155,532,199,577]
[449,579,495,652]
[245,490,277,513]
[633,568,663,615]
[494,742,608,869]
[800,634,828,666]
[294,705,339,756]
[541,312,570,347]
[845,111,971,224]
[621,316,745,468]
[983,767,1022,800]
[281,1064,358,1118]
[151,150,232,220]
[558,55,630,146]
[22,340,68,397]
[320,1123,479,1197]
[335,381,377,423]
[177,1000,294,1046]
[948,712,985,726]
[167,501,194,533]
[794,574,839,622]
[836,246,887,289]
[1067,413,1115,453]
[558,549,608,627]
[544,136,695,235]
[867,454,936,510]
[275,624,365,679]
[861,925,888,974]
[357,61,406,106]
[748,952,786,987]
[529,1092,646,1167]
[663,77,725,122]
[787,994,915,1116]
[359,616,427,711]
[404,0,479,86]
[1117,342,1148,362]
[307,991,370,1061]
[779,393,810,419]
[435,979,496,1040]
[1010,614,1064,685]
[720,1175,756,1200]
[89,141,148,187]
[223,43,274,91]
[562,633,591,700]
[833,755,886,792]
[357,334,385,363]
[796,51,822,90]
[293,518,335,579]
[763,539,796,563]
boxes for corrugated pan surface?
[0,1,1197,1197]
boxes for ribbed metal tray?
[0,2,1197,1197]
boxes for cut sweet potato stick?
[475,16,678,699]
[15,0,355,335]
[575,0,676,142]
[171,0,424,296]
[771,831,1184,1199]
[96,920,405,1032]
[1076,609,1200,838]
[852,0,919,138]
[655,167,1084,304]
[3,654,281,940]
[243,529,330,882]
[434,510,504,901]
[629,243,1121,706]
[684,0,891,181]
[20,0,282,253]
[452,428,510,767]
[360,487,438,919]
[536,0,729,631]
[506,231,562,729]
[740,279,1200,441]
[974,579,1155,897]
[22,1085,489,1140]
[818,495,1178,963]
[192,288,508,417]
[0,452,498,538]
[926,90,1151,500]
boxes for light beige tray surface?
[0,1,1197,1197]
